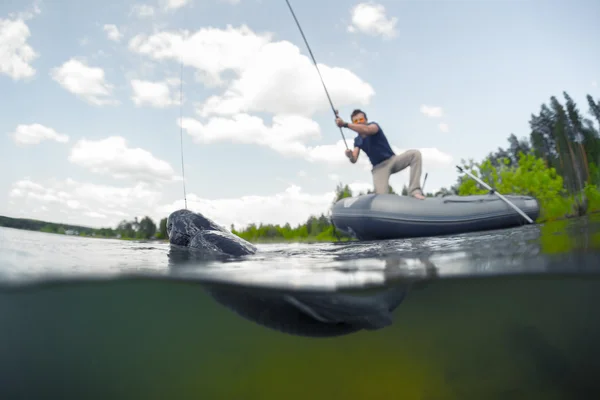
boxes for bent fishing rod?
[285,0,349,150]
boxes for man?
[335,109,425,200]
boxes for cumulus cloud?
[0,15,38,80]
[7,177,372,229]
[129,25,374,116]
[103,24,122,42]
[9,123,69,145]
[161,0,191,10]
[130,78,180,108]
[180,113,321,156]
[68,136,178,183]
[129,22,453,190]
[347,2,398,39]
[195,41,375,117]
[438,123,449,133]
[181,114,453,168]
[156,181,373,229]
[9,178,163,227]
[420,105,443,118]
[129,25,272,87]
[50,58,117,106]
[130,4,155,18]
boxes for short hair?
[350,109,367,120]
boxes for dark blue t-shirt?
[353,122,395,166]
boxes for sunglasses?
[352,117,365,123]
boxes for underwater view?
[1,213,599,399]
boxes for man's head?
[350,109,368,125]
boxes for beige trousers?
[371,149,423,195]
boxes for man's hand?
[335,117,346,128]
[345,149,354,162]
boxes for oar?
[456,165,534,224]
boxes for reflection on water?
[0,214,599,398]
[168,256,437,338]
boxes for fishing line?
[179,59,188,210]
[284,0,349,150]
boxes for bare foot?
[411,191,426,200]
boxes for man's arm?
[345,122,379,136]
[348,146,360,163]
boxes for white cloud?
[420,105,443,118]
[131,4,155,18]
[68,136,178,183]
[129,25,374,116]
[413,147,454,167]
[197,41,375,118]
[347,2,398,39]
[161,0,191,10]
[8,178,164,227]
[438,123,449,133]
[9,123,69,145]
[156,182,373,229]
[593,80,597,88]
[103,24,122,42]
[7,159,453,230]
[297,170,307,177]
[130,78,180,108]
[50,58,117,106]
[129,25,273,87]
[180,113,321,156]
[7,177,375,230]
[180,114,453,170]
[0,16,38,80]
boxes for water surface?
[1,214,599,399]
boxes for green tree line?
[451,92,600,221]
[0,215,169,241]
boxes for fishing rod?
[284,0,349,150]
[179,59,188,210]
[456,165,533,224]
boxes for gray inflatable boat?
[330,193,540,241]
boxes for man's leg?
[389,150,425,199]
[372,163,392,194]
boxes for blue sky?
[1,0,598,229]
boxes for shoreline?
[3,209,600,245]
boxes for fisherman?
[335,109,425,199]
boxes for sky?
[0,0,599,230]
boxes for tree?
[117,220,135,238]
[158,218,168,239]
[137,216,157,239]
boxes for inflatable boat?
[330,193,540,241]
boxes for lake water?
[1,214,600,399]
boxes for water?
[1,214,600,399]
